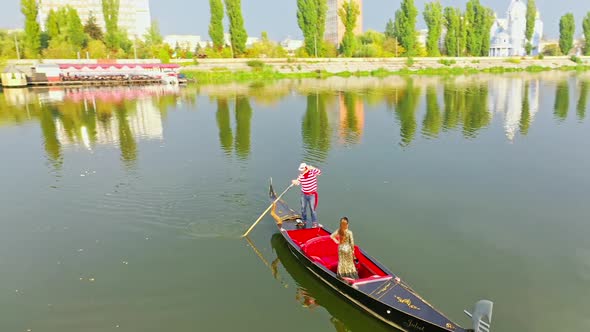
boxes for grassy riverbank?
[182,62,590,85]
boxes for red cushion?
[302,236,338,257]
[304,236,339,270]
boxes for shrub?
[438,59,456,66]
[505,58,521,64]
[406,57,415,67]
[246,60,265,68]
[570,55,582,64]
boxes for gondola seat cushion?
[302,236,339,271]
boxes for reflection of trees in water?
[393,80,421,146]
[422,86,442,139]
[554,81,570,121]
[520,82,531,136]
[216,98,233,155]
[302,93,331,163]
[462,86,490,138]
[577,81,589,121]
[40,106,62,168]
[443,84,491,138]
[214,95,253,160]
[115,106,138,167]
[235,96,252,160]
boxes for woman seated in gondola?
[330,217,359,280]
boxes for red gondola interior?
[286,228,390,282]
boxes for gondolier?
[292,163,321,227]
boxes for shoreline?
[178,56,590,84]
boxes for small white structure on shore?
[1,66,28,88]
[489,0,543,56]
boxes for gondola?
[268,182,493,332]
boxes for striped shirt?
[298,168,322,194]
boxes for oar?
[240,183,294,238]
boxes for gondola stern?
[464,300,493,332]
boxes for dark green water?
[1,73,589,332]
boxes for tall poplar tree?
[209,0,225,50]
[525,0,536,55]
[21,0,41,58]
[423,1,443,57]
[444,7,461,56]
[224,0,247,56]
[393,0,418,56]
[559,13,575,55]
[297,0,328,57]
[102,0,120,50]
[583,12,590,55]
[338,0,360,57]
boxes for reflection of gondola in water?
[270,233,395,332]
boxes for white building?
[280,38,304,55]
[488,77,539,141]
[222,33,259,48]
[37,0,152,40]
[489,0,543,57]
[164,35,202,51]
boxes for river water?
[1,72,589,332]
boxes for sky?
[2,0,590,40]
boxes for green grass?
[181,64,590,85]
[504,58,522,64]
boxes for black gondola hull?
[279,230,465,332]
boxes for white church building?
[489,0,543,57]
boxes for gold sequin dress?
[330,230,359,279]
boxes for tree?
[583,12,590,56]
[246,31,287,58]
[224,0,248,56]
[385,19,395,39]
[464,0,493,56]
[209,0,225,50]
[297,0,328,57]
[464,0,480,56]
[338,0,360,57]
[84,13,104,41]
[444,7,462,56]
[423,1,443,56]
[145,21,163,45]
[480,7,495,56]
[85,39,107,58]
[542,43,561,56]
[525,0,536,55]
[559,13,575,55]
[46,9,62,41]
[102,0,121,51]
[21,0,41,58]
[393,0,418,56]
[67,7,87,49]
[43,40,76,58]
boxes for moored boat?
[268,182,493,332]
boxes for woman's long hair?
[338,217,349,243]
